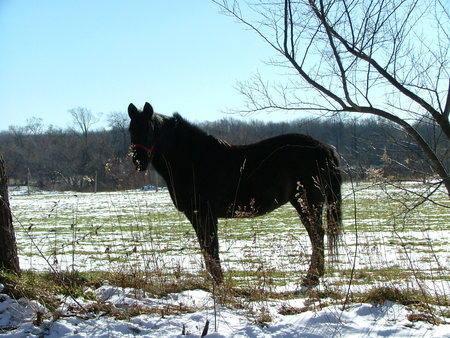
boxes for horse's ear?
[128,103,138,119]
[143,102,154,119]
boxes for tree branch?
[309,0,450,140]
[444,78,450,120]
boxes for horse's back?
[236,133,335,174]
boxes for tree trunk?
[0,155,21,274]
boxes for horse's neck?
[152,118,230,183]
[150,134,190,186]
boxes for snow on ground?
[4,186,449,336]
[1,282,449,337]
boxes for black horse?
[128,102,342,286]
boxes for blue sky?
[0,1,289,130]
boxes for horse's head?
[128,102,156,171]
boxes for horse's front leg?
[186,204,223,284]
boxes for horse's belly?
[218,195,288,219]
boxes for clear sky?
[0,1,290,131]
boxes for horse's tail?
[325,147,343,257]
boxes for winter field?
[1,181,449,337]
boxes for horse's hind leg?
[291,190,325,287]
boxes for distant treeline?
[1,115,448,191]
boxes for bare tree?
[0,155,20,274]
[107,111,129,156]
[69,107,99,143]
[68,107,100,189]
[24,117,44,136]
[107,111,128,130]
[213,0,450,197]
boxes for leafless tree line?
[0,111,447,191]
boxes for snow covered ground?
[2,184,449,336]
[1,282,449,337]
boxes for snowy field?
[2,182,449,336]
[2,283,449,337]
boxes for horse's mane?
[173,113,208,139]
[171,113,230,150]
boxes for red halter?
[131,144,156,158]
